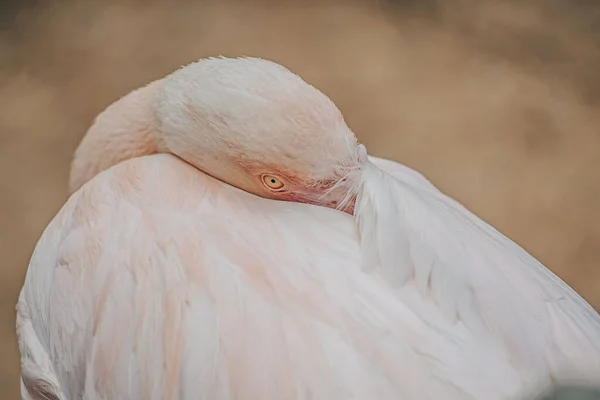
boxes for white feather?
[18,154,553,400]
[355,148,600,387]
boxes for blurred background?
[1,0,600,396]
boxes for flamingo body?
[16,57,600,400]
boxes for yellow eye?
[261,174,285,190]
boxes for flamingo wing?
[367,156,600,386]
[17,154,538,400]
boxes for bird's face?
[156,57,362,213]
[221,86,362,215]
[236,158,360,215]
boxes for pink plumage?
[17,57,600,400]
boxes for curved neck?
[68,79,165,194]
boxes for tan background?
[1,0,599,396]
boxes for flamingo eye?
[261,174,285,190]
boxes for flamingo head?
[155,57,362,214]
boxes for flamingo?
[16,57,600,400]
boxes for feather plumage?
[17,57,600,400]
[17,153,600,399]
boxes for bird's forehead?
[222,95,356,169]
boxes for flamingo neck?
[68,79,165,194]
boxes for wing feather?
[367,156,600,385]
[18,154,589,399]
